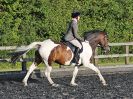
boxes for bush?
[0,0,133,46]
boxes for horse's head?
[84,30,110,54]
[97,32,110,53]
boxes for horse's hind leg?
[23,50,42,86]
[44,60,59,87]
[83,61,107,86]
[22,62,37,86]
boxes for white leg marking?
[45,66,54,84]
[23,62,37,86]
[44,61,59,87]
[83,60,107,86]
[70,66,79,86]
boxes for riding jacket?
[64,18,82,41]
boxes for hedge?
[0,0,133,46]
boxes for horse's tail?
[11,42,42,63]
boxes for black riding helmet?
[71,12,80,18]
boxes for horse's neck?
[89,41,98,52]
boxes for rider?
[64,11,83,65]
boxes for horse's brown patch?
[48,43,72,65]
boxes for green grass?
[0,62,61,72]
[97,57,133,66]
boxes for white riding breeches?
[69,39,82,49]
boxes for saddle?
[61,39,83,65]
[62,41,76,53]
[61,38,83,51]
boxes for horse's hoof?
[52,83,60,87]
[70,83,78,86]
[23,83,28,86]
[103,83,108,86]
[22,81,28,86]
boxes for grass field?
[0,62,60,72]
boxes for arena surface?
[0,72,133,99]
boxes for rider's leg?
[73,47,80,64]
[69,39,82,64]
[70,39,82,49]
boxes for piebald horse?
[11,31,109,87]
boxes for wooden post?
[94,47,98,66]
[22,53,27,71]
[59,65,62,68]
[125,45,129,64]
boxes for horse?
[11,31,109,87]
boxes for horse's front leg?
[70,66,79,86]
[23,62,37,86]
[83,61,107,86]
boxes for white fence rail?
[94,42,133,65]
[0,42,133,71]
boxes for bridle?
[100,34,110,53]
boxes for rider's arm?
[72,22,83,41]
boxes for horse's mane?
[84,30,107,41]
[84,30,107,36]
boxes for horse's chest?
[81,43,93,59]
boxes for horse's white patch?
[39,39,59,62]
[80,42,92,60]
[66,46,70,51]
[64,46,74,65]
[64,42,92,65]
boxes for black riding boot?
[73,48,80,65]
